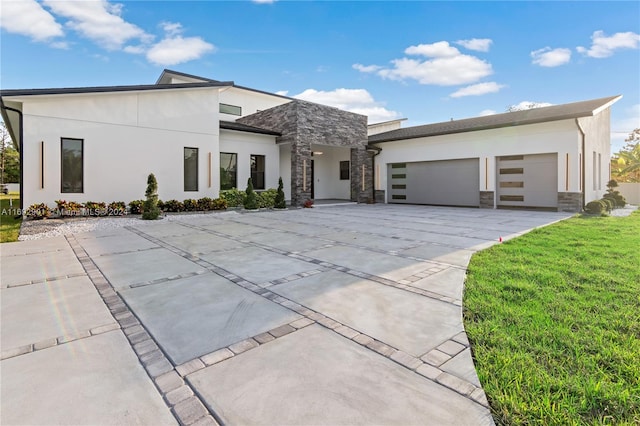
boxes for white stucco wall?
[16,87,221,208]
[310,145,351,199]
[373,119,582,203]
[218,87,291,121]
[578,107,612,203]
[219,129,280,191]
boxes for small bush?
[303,199,314,208]
[163,199,184,212]
[600,198,614,212]
[258,188,278,208]
[157,199,165,211]
[197,197,214,211]
[142,173,160,220]
[85,201,107,216]
[183,199,198,211]
[585,200,605,215]
[244,178,259,210]
[220,188,245,207]
[212,198,227,210]
[108,201,126,216]
[25,203,51,220]
[129,200,144,214]
[275,177,286,209]
[55,200,83,217]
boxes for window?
[61,138,83,193]
[593,151,597,190]
[184,147,198,191]
[220,153,237,190]
[251,155,265,190]
[340,161,350,180]
[598,153,602,190]
[220,103,242,116]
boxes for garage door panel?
[497,153,557,208]
[389,158,479,207]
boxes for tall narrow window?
[184,147,199,191]
[340,161,350,180]
[61,138,83,193]
[592,151,597,190]
[220,152,237,190]
[598,153,602,190]
[251,154,265,190]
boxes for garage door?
[388,158,480,207]
[497,153,557,209]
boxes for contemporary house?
[0,69,619,212]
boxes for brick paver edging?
[64,235,219,426]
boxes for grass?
[464,211,640,425]
[0,193,22,243]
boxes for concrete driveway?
[1,204,572,425]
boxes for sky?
[1,0,639,152]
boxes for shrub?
[25,203,51,220]
[157,199,165,211]
[303,199,314,208]
[55,200,83,217]
[605,179,627,208]
[212,198,227,210]
[244,178,259,210]
[197,197,214,211]
[108,201,126,216]
[258,188,278,208]
[585,200,605,215]
[85,201,107,216]
[183,199,198,211]
[163,199,184,212]
[220,188,245,207]
[274,177,286,209]
[600,198,614,212]
[142,173,160,220]
[129,200,144,214]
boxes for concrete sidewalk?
[1,204,572,425]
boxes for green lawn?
[0,193,22,243]
[464,211,640,425]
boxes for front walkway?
[1,205,573,425]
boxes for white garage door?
[388,158,480,207]
[497,153,557,209]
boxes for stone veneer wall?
[374,190,386,204]
[557,192,583,212]
[238,100,369,206]
[479,191,495,209]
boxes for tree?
[1,121,19,183]
[611,128,640,183]
[142,173,160,220]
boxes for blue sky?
[1,0,639,152]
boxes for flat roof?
[220,120,281,136]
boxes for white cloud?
[450,82,505,98]
[507,101,553,112]
[479,109,497,116]
[275,90,289,96]
[355,41,493,86]
[146,36,215,66]
[0,0,63,42]
[531,47,572,67]
[405,41,460,57]
[456,38,493,52]
[577,30,640,58]
[352,63,382,73]
[292,88,400,124]
[43,0,150,50]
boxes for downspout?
[366,145,382,203]
[2,102,23,211]
[575,118,586,210]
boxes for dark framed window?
[251,154,265,190]
[220,103,242,116]
[340,160,350,180]
[61,138,83,193]
[220,152,237,190]
[184,147,199,191]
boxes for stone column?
[350,147,373,203]
[291,141,312,207]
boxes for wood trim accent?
[303,160,307,191]
[376,164,380,190]
[485,157,488,190]
[40,141,44,189]
[208,152,212,188]
[579,153,582,191]
[565,153,569,191]
[361,164,365,191]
